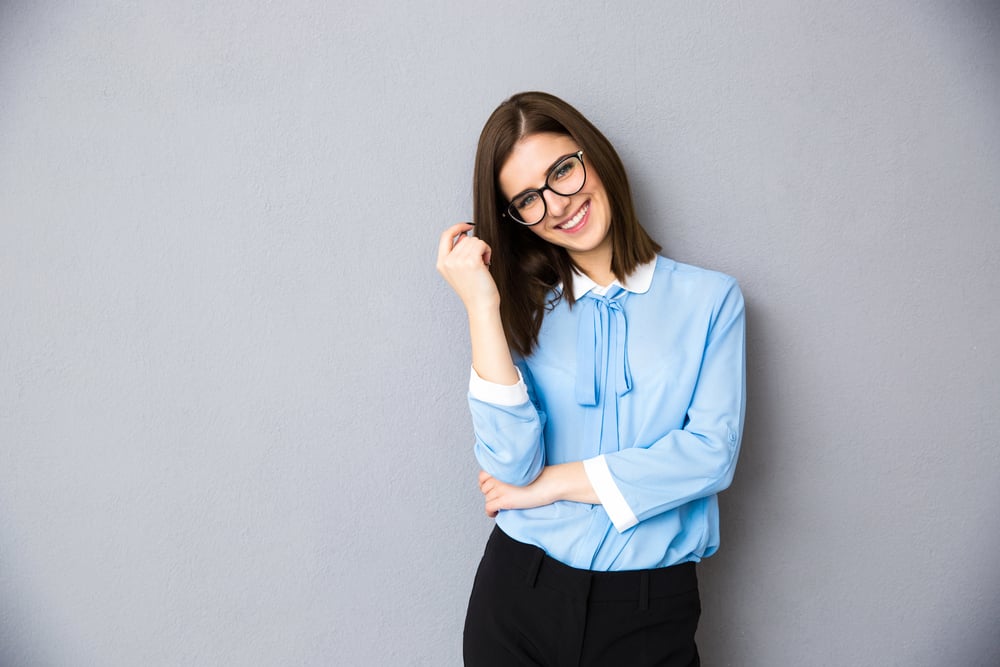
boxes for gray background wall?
[2,1,998,665]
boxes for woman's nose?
[543,189,571,218]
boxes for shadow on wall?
[0,569,60,667]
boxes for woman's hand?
[478,470,551,518]
[478,464,600,517]
[436,222,518,385]
[436,222,500,313]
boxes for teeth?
[557,202,589,230]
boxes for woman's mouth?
[554,201,590,233]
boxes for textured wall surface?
[2,1,998,665]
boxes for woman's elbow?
[473,439,544,486]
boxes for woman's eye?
[515,193,539,210]
[552,161,576,181]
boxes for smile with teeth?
[555,201,590,231]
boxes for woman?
[436,91,746,667]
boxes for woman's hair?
[473,91,661,357]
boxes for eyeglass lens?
[508,154,585,225]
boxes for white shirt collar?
[570,258,658,300]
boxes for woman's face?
[498,133,612,267]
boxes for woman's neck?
[570,247,616,287]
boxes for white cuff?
[468,366,529,407]
[583,455,638,532]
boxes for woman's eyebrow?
[544,152,577,175]
[512,152,579,196]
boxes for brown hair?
[473,91,661,356]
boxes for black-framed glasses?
[504,151,586,226]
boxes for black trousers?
[464,526,701,667]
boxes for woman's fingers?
[480,471,511,517]
[437,222,474,263]
[447,237,489,265]
[479,471,499,517]
[436,223,494,288]
[438,229,499,310]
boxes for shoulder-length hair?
[473,91,661,357]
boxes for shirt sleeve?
[468,362,547,486]
[468,365,530,406]
[584,277,746,532]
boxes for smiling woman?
[436,91,746,666]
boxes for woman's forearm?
[537,462,600,505]
[468,305,519,386]
[480,462,600,517]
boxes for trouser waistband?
[485,525,697,609]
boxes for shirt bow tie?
[574,286,633,407]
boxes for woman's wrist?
[465,297,501,322]
[540,463,599,505]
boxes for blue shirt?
[468,256,746,571]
